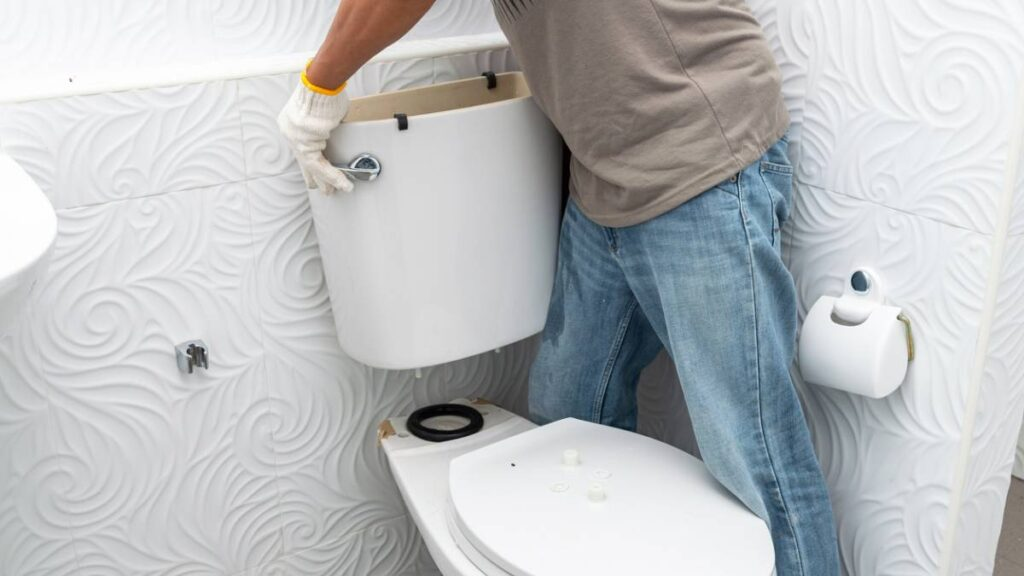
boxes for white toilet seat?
[381,401,775,576]
[446,504,515,576]
[446,418,775,576]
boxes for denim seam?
[758,167,781,247]
[760,160,794,175]
[738,171,807,575]
[592,299,640,422]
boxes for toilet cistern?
[312,72,562,370]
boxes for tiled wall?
[746,0,1024,574]
[2,1,1024,576]
[0,0,501,83]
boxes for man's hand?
[277,0,438,194]
[277,74,353,195]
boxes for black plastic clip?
[394,113,409,131]
[481,71,497,90]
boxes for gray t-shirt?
[492,0,789,227]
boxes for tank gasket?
[406,403,484,443]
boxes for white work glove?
[277,73,354,195]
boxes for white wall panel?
[34,184,280,575]
[0,0,499,82]
[0,319,79,576]
[0,82,246,210]
[954,237,1024,573]
[1016,424,1024,480]
[750,0,1024,574]
[784,186,990,575]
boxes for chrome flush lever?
[335,153,382,182]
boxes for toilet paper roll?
[798,296,910,399]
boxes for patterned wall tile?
[784,184,991,575]
[404,0,501,41]
[0,329,80,576]
[245,514,423,576]
[210,0,335,60]
[0,0,502,84]
[352,59,437,101]
[238,74,301,181]
[1016,425,1024,480]
[952,235,1024,575]
[791,0,1024,235]
[1011,146,1024,238]
[0,1,216,81]
[0,82,244,210]
[431,49,518,84]
[25,183,283,574]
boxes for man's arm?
[306,0,438,90]
[278,0,436,195]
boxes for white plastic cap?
[562,449,580,466]
[587,483,607,502]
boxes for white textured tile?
[0,82,244,209]
[403,0,501,41]
[1011,150,1024,238]
[789,0,1024,235]
[247,515,423,576]
[784,185,991,574]
[238,73,301,180]
[951,235,1024,575]
[431,49,519,85]
[210,0,334,60]
[352,59,436,99]
[0,1,503,83]
[0,335,79,576]
[27,183,281,574]
[0,1,216,81]
[1015,424,1024,480]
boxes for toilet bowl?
[0,152,57,336]
[381,400,775,576]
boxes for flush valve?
[176,340,209,374]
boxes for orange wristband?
[302,60,347,96]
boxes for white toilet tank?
[313,72,562,369]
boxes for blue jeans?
[530,136,840,575]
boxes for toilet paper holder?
[798,268,915,399]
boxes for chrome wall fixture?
[175,340,209,374]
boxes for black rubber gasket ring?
[406,403,484,443]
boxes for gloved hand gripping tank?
[312,72,563,370]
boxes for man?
[278,1,840,573]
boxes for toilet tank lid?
[0,153,57,280]
[447,418,775,576]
